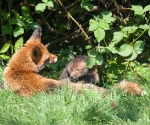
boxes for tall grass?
[0,64,150,125]
[0,86,150,125]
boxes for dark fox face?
[67,56,88,82]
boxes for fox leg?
[69,83,108,94]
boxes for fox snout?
[70,73,80,81]
[70,76,76,82]
[49,53,58,63]
[50,57,57,63]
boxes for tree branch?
[40,13,66,36]
[57,0,93,48]
[45,29,81,48]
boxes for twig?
[57,0,93,48]
[130,30,146,45]
[45,29,80,48]
[45,11,53,20]
[40,13,66,36]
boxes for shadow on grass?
[82,102,114,124]
[114,95,141,122]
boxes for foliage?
[0,0,150,83]
[87,4,150,69]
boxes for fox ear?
[31,46,42,64]
[29,27,42,40]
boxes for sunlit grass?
[0,85,150,125]
[0,64,150,125]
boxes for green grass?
[0,64,150,125]
[0,86,150,125]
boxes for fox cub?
[60,54,99,84]
[60,54,146,96]
[3,28,107,97]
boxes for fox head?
[66,55,88,82]
[7,28,57,72]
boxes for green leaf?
[81,2,93,11]
[26,17,33,23]
[35,3,47,13]
[144,5,150,12]
[82,0,89,2]
[98,46,110,54]
[2,24,13,34]
[122,25,138,34]
[133,40,144,54]
[112,32,124,43]
[108,45,119,54]
[21,6,30,17]
[47,1,54,7]
[86,57,96,68]
[94,28,105,42]
[27,22,41,30]
[139,24,150,30]
[96,55,103,65]
[118,44,133,57]
[9,17,18,25]
[85,45,92,50]
[126,41,144,61]
[105,17,116,24]
[131,5,144,15]
[42,0,48,3]
[89,19,110,32]
[13,27,24,37]
[87,50,98,57]
[0,54,10,61]
[122,31,128,38]
[12,10,19,17]
[89,19,99,31]
[100,11,112,19]
[17,19,25,27]
[100,11,116,23]
[1,12,9,20]
[127,50,138,61]
[99,20,110,30]
[9,17,25,27]
[148,29,150,37]
[0,43,10,53]
[14,37,23,52]
[122,26,132,31]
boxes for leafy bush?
[0,0,150,84]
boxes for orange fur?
[3,28,62,97]
[3,28,145,97]
[3,28,102,97]
[113,80,144,96]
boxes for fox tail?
[111,80,147,96]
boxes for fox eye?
[76,69,80,71]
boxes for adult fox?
[60,54,146,96]
[3,28,108,97]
